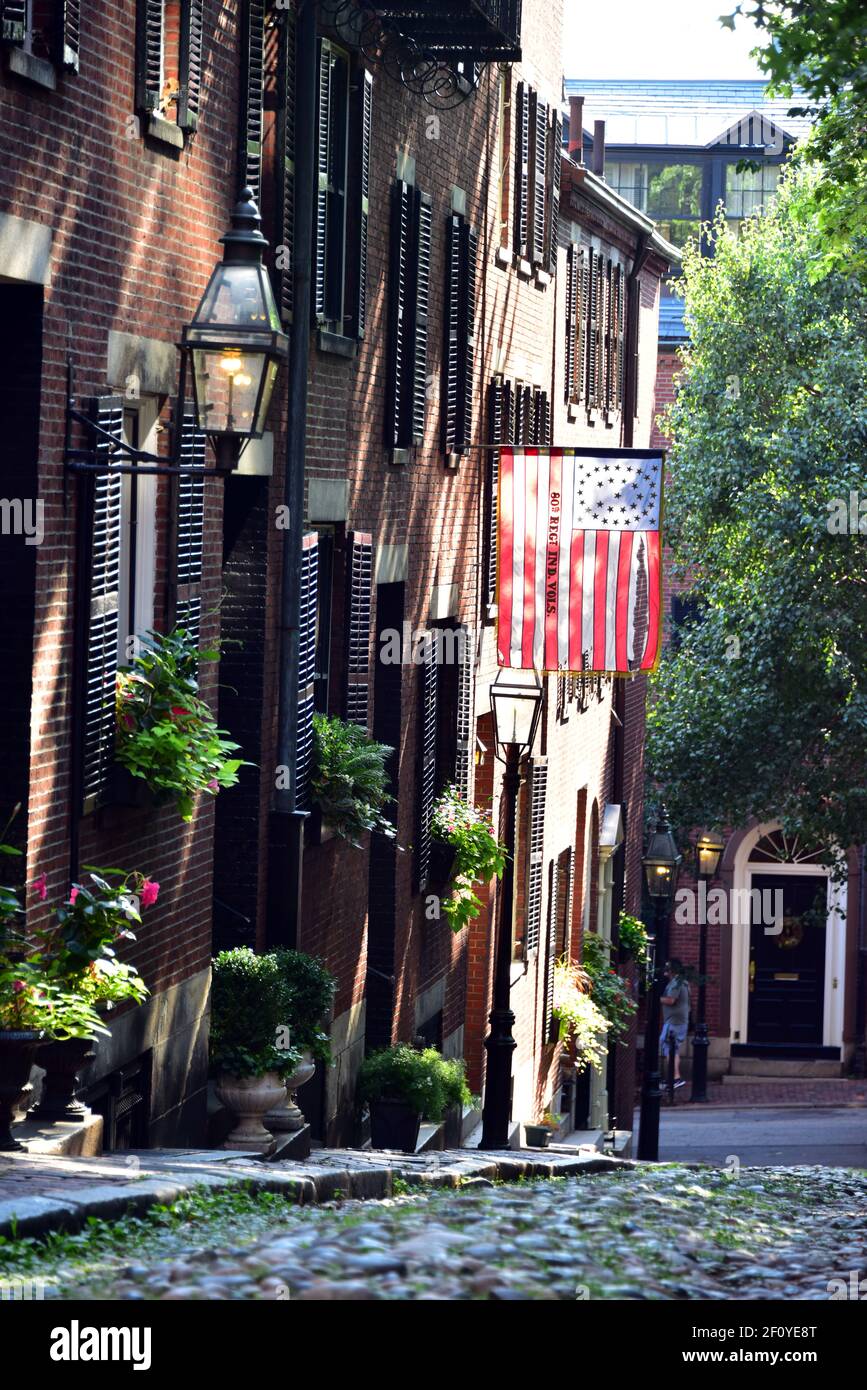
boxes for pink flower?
[69,887,79,906]
[170,706,192,720]
[32,873,47,902]
[140,879,160,909]
[207,778,219,792]
[12,979,26,995]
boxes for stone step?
[728,1057,843,1079]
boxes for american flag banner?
[497,447,663,676]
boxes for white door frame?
[730,821,845,1048]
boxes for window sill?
[567,401,580,422]
[535,268,552,288]
[388,447,413,467]
[494,245,512,269]
[6,47,57,90]
[516,257,533,280]
[316,328,358,360]
[444,450,463,471]
[145,114,185,150]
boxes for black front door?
[747,874,827,1047]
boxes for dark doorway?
[747,873,827,1047]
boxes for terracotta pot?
[215,1071,287,1153]
[0,1031,41,1151]
[34,1037,97,1122]
[265,1050,316,1132]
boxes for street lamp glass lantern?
[182,189,288,465]
[643,814,682,901]
[696,830,725,879]
[490,669,544,758]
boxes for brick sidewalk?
[674,1079,867,1108]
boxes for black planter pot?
[429,838,457,888]
[0,1031,41,1151]
[523,1124,552,1148]
[369,1098,422,1153]
[34,1036,97,1122]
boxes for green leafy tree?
[724,1,867,276]
[648,166,867,862]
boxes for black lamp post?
[480,670,544,1150]
[637,810,681,1162]
[182,187,288,472]
[690,830,725,1104]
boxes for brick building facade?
[1,1,674,1152]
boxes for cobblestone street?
[3,1163,864,1303]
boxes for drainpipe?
[622,231,651,449]
[268,0,317,947]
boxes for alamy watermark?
[0,497,43,546]
[673,882,784,933]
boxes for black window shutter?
[178,0,204,131]
[345,530,373,730]
[586,248,599,407]
[547,110,562,273]
[385,180,413,449]
[614,263,625,411]
[443,213,461,456]
[349,67,374,338]
[534,389,551,446]
[278,5,296,325]
[455,625,474,801]
[530,93,547,265]
[314,39,332,323]
[525,756,547,954]
[297,532,319,810]
[57,1,81,71]
[416,637,438,890]
[565,242,578,402]
[604,258,615,412]
[579,246,591,406]
[485,374,506,609]
[135,0,163,114]
[459,220,478,452]
[172,400,206,647]
[629,274,641,418]
[0,1,26,43]
[513,81,530,257]
[543,859,559,1042]
[81,397,123,811]
[239,0,265,203]
[411,190,432,445]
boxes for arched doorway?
[730,823,846,1059]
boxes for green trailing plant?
[116,626,245,822]
[581,933,637,1042]
[357,1044,472,1123]
[310,714,395,845]
[431,786,507,933]
[618,912,650,970]
[0,960,109,1041]
[551,959,610,1075]
[34,868,153,1013]
[273,949,336,1064]
[210,947,300,1080]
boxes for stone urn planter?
[0,1031,42,1151]
[215,1071,287,1153]
[34,1037,96,1122]
[264,1050,316,1133]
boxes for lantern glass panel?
[191,348,267,437]
[195,263,282,332]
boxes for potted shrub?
[31,868,152,1121]
[210,948,300,1152]
[524,1111,564,1149]
[357,1044,471,1152]
[265,950,336,1132]
[116,626,246,822]
[430,786,506,933]
[310,714,395,845]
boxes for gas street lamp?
[637,810,682,1161]
[690,830,725,1103]
[480,670,544,1150]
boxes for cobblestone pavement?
[35,1164,867,1301]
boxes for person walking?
[660,959,690,1089]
